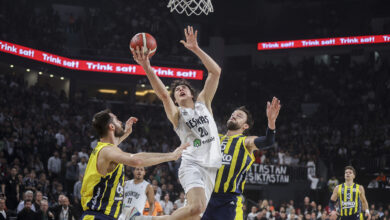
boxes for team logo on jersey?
[346,193,351,200]
[116,185,123,195]
[193,139,201,147]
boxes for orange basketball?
[129,33,157,57]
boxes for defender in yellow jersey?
[329,166,371,220]
[202,97,281,220]
[80,109,188,220]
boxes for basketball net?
[167,0,214,16]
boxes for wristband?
[365,209,370,215]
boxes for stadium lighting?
[10,64,14,68]
[60,77,64,80]
[50,74,54,78]
[38,72,43,75]
[136,89,155,96]
[98,89,117,94]
[26,69,30,72]
[141,84,146,88]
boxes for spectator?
[37,173,50,196]
[256,208,268,220]
[55,129,65,147]
[0,197,9,220]
[143,200,163,216]
[17,191,36,213]
[160,193,174,215]
[247,206,258,220]
[301,196,311,215]
[1,167,19,210]
[34,191,43,211]
[16,200,35,220]
[77,157,87,176]
[51,196,77,220]
[65,155,79,192]
[174,192,185,209]
[287,209,298,220]
[23,170,38,192]
[77,148,89,161]
[35,199,54,220]
[73,175,83,204]
[47,152,61,177]
[376,172,386,188]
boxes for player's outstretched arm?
[245,97,281,154]
[180,26,221,112]
[101,143,189,168]
[133,47,179,127]
[360,185,371,220]
[329,185,339,220]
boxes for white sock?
[135,216,153,220]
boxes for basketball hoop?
[167,0,214,16]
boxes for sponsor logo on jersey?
[125,191,140,199]
[222,153,232,165]
[342,201,355,209]
[193,139,201,147]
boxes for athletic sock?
[135,216,153,220]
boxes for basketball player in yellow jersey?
[80,109,189,220]
[329,166,371,220]
[202,97,281,220]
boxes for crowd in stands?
[245,196,390,220]
[0,1,66,54]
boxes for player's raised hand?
[124,117,138,135]
[180,26,199,51]
[132,46,151,68]
[266,97,281,122]
[171,143,190,161]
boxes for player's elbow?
[127,156,143,167]
[210,67,221,76]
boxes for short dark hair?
[92,109,113,138]
[235,106,254,134]
[344,166,356,176]
[170,79,198,104]
[24,199,32,204]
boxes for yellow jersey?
[214,134,255,194]
[338,183,362,217]
[81,142,125,218]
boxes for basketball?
[130,33,157,57]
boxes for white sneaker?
[120,207,141,220]
[128,207,141,220]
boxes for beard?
[114,124,125,137]
[227,120,240,130]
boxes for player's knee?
[189,202,205,216]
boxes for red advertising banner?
[258,34,390,51]
[0,40,203,80]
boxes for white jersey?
[175,102,222,168]
[122,179,149,213]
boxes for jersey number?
[127,198,132,204]
[198,127,208,137]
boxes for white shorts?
[178,160,218,214]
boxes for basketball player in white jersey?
[119,167,154,220]
[131,26,222,220]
